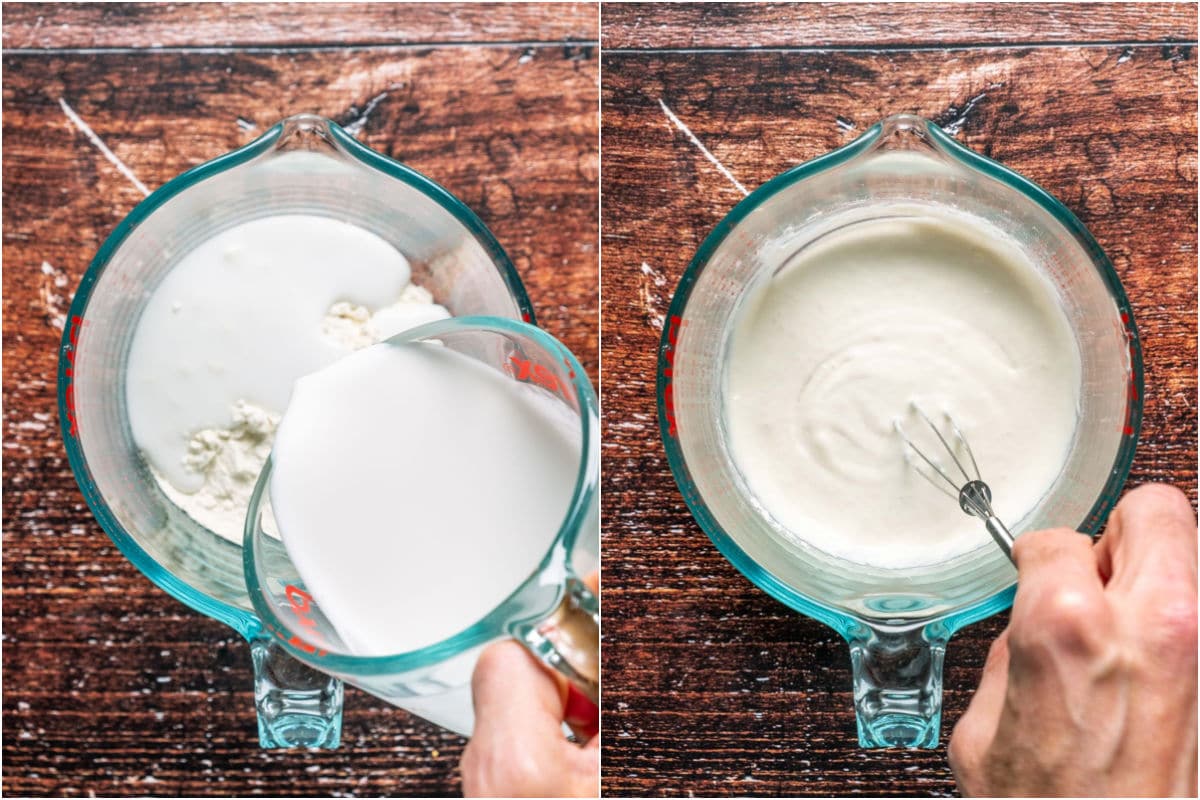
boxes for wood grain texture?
[2,6,597,795]
[599,8,1197,796]
[603,2,1197,49]
[4,2,598,49]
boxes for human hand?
[460,572,599,798]
[949,483,1197,797]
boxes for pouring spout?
[271,113,342,155]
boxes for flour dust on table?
[125,215,449,544]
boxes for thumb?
[466,640,599,797]
[472,639,567,746]
[950,629,1009,787]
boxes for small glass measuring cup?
[243,316,599,737]
[58,115,535,748]
[658,114,1143,748]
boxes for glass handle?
[512,575,599,705]
[847,621,949,748]
[250,637,343,748]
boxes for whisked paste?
[725,211,1081,568]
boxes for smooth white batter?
[269,342,582,656]
[125,215,449,542]
[725,211,1081,568]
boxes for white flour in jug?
[126,215,450,543]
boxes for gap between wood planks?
[4,40,599,56]
[603,40,1195,55]
[7,41,1186,58]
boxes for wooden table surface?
[2,4,597,796]
[599,3,1196,797]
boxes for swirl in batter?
[725,211,1081,568]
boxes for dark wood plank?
[4,2,598,49]
[599,42,1196,797]
[603,2,1196,49]
[2,40,597,797]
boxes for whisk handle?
[985,516,1016,564]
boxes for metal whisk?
[894,404,1016,563]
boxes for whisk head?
[894,404,996,519]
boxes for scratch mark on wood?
[343,91,390,138]
[639,261,668,330]
[37,261,70,331]
[57,97,151,197]
[657,98,749,197]
[937,83,1003,136]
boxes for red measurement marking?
[62,315,85,438]
[662,315,683,437]
[284,585,328,657]
[521,311,532,323]
[508,355,564,395]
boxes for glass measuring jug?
[243,316,599,737]
[58,114,535,748]
[658,114,1142,748]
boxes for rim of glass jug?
[656,114,1145,637]
[243,315,599,674]
[57,116,537,638]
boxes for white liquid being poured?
[268,342,582,657]
[726,211,1082,568]
[125,215,448,542]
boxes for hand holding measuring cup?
[462,571,600,798]
[949,483,1198,797]
[243,316,599,738]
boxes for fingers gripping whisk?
[894,404,1016,563]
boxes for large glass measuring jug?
[658,114,1142,748]
[243,316,599,737]
[58,114,535,748]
